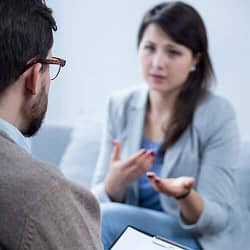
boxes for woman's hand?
[146,172,195,198]
[105,140,154,202]
[147,172,203,224]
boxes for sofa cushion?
[31,124,72,167]
[60,117,102,188]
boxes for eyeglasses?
[24,57,66,80]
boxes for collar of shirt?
[0,118,31,153]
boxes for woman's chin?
[148,83,168,92]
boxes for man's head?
[0,0,57,91]
[0,0,64,137]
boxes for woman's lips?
[150,74,166,81]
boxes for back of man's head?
[0,0,57,93]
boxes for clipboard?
[109,226,193,250]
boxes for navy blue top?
[138,136,163,211]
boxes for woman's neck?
[144,89,179,142]
[147,89,178,120]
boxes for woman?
[92,2,239,250]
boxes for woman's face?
[139,23,198,95]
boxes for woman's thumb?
[111,139,121,162]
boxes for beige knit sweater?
[0,133,103,250]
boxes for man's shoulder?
[0,135,101,250]
[0,134,98,208]
[0,133,62,181]
[0,135,63,246]
[0,134,69,213]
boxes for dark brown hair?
[137,1,215,154]
[0,0,57,92]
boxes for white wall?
[46,0,250,138]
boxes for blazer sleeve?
[178,97,240,235]
[91,97,115,203]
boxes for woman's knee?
[100,203,128,228]
[100,203,141,232]
[101,203,124,219]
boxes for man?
[0,1,102,249]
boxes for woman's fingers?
[124,149,153,167]
[183,177,195,188]
[151,178,171,194]
[113,147,155,181]
[111,140,121,162]
[146,171,160,181]
[134,150,155,171]
[146,172,161,191]
[147,175,195,197]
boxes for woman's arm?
[92,94,154,203]
[148,97,240,233]
[177,189,203,224]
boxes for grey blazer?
[92,86,240,250]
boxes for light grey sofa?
[31,124,72,167]
[31,122,101,187]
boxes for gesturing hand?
[146,172,195,198]
[105,140,155,201]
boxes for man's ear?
[25,63,42,95]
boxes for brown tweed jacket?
[0,133,103,250]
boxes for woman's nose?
[151,52,167,69]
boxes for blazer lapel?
[124,88,148,204]
[125,88,148,157]
[123,87,189,179]
[161,127,190,177]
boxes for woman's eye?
[168,50,181,56]
[144,45,155,52]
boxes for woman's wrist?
[105,181,127,202]
[176,189,203,224]
[175,188,191,200]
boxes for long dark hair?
[137,1,215,154]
